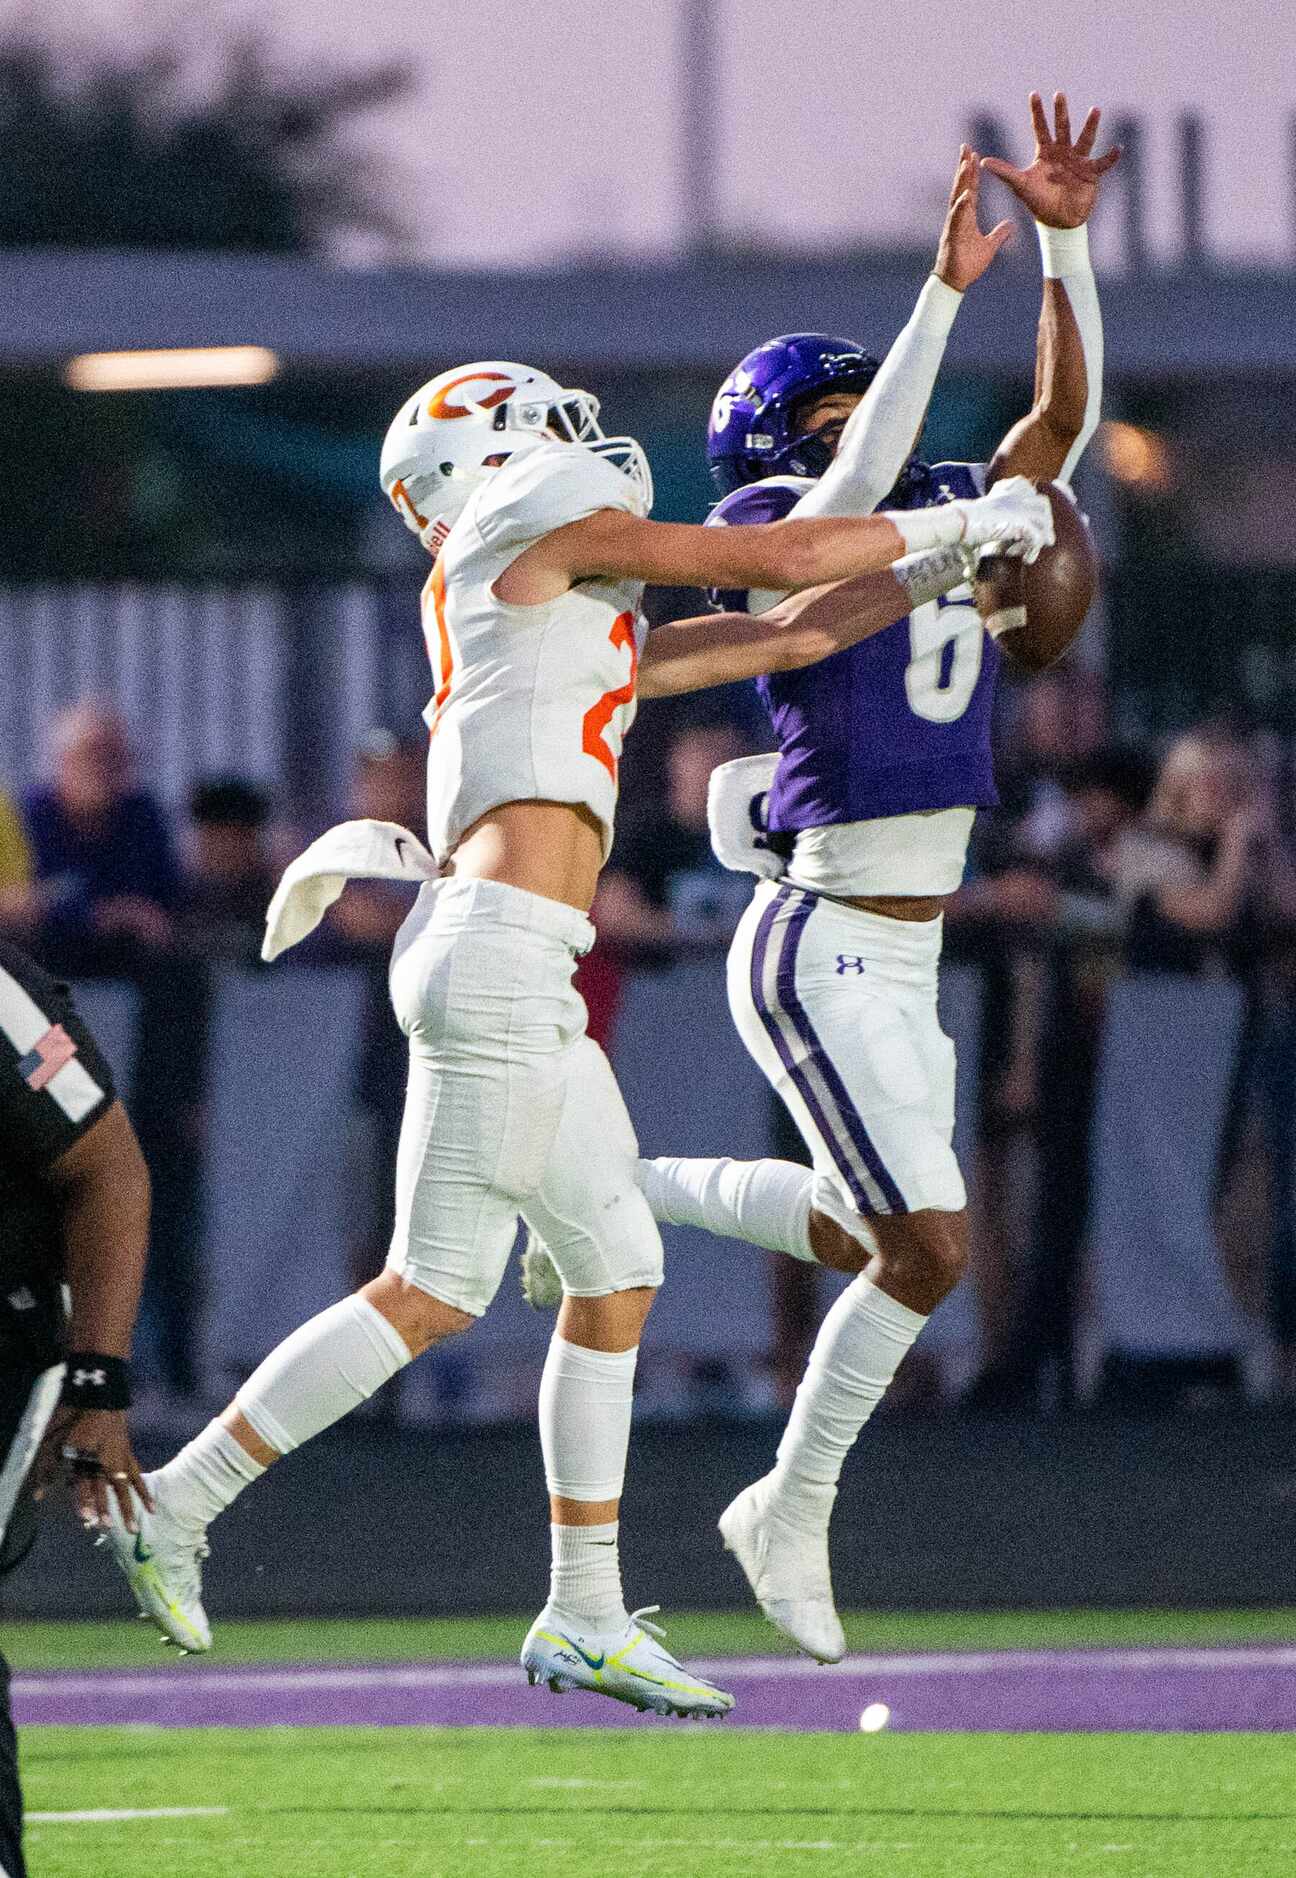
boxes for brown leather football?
[973,481,1098,674]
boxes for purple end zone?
[13,1647,1296,1733]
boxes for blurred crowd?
[0,703,429,1412]
[4,672,1296,1418]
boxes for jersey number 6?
[582,612,639,782]
[904,598,983,725]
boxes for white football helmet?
[379,360,653,552]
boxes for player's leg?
[517,893,871,1310]
[520,1036,732,1717]
[717,887,966,1659]
[102,1027,495,1649]
[101,891,539,1648]
[530,887,877,1279]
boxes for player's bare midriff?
[443,799,606,914]
[841,892,947,922]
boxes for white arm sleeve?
[743,274,965,619]
[787,274,964,523]
[1036,221,1103,483]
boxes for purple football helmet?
[706,333,881,495]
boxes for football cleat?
[718,1475,846,1664]
[521,1604,734,1719]
[97,1478,212,1654]
[518,1226,562,1311]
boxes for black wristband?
[62,1354,132,1411]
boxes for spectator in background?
[324,732,469,1420]
[16,704,203,1405]
[955,740,1154,1412]
[579,719,754,1060]
[325,736,426,1282]
[1115,729,1281,978]
[178,778,276,966]
[598,719,815,1405]
[1114,730,1296,1395]
[598,721,755,958]
[951,671,1110,1407]
[17,703,178,969]
[1050,746,1158,937]
[985,665,1109,873]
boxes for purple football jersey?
[708,464,1001,832]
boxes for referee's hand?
[34,1407,153,1532]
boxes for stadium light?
[64,346,280,392]
[1100,420,1174,491]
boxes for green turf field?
[14,1612,1296,1877]
[22,1726,1296,1877]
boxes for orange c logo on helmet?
[427,371,515,421]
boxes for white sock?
[539,1334,636,1630]
[234,1295,412,1457]
[548,1521,625,1633]
[770,1275,927,1528]
[150,1420,265,1531]
[539,1335,637,1502]
[637,1156,816,1261]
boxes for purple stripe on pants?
[751,885,907,1216]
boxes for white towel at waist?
[262,818,439,962]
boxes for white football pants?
[386,877,663,1314]
[727,880,966,1218]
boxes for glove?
[953,476,1055,564]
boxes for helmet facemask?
[494,389,653,515]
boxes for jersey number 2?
[582,613,639,782]
[904,598,983,724]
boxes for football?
[974,480,1099,673]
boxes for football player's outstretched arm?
[791,145,1013,523]
[639,547,970,699]
[495,481,1052,607]
[982,92,1120,486]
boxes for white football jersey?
[419,441,647,864]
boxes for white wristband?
[1036,220,1091,279]
[889,503,968,556]
[917,272,964,337]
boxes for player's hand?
[957,476,1055,563]
[981,92,1121,229]
[935,144,1014,291]
[34,1405,152,1532]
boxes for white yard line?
[529,1777,647,1790]
[14,1642,1296,1704]
[28,1807,229,1824]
